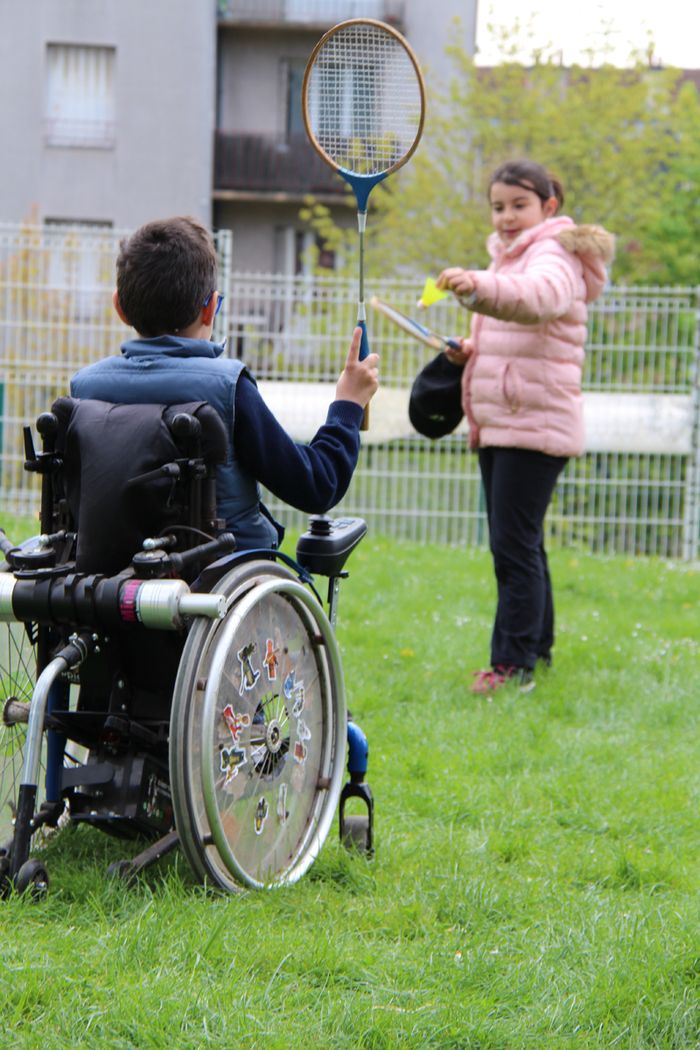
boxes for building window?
[285,58,306,138]
[274,227,336,276]
[316,240,336,270]
[45,44,116,148]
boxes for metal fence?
[1,222,698,558]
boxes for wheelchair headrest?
[52,397,228,465]
[51,398,229,575]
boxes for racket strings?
[307,24,423,176]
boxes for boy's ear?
[201,294,216,326]
[112,290,129,326]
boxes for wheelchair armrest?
[295,516,367,577]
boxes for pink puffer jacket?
[459,216,615,456]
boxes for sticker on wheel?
[237,642,260,694]
[254,796,269,835]
[220,745,247,784]
[222,704,251,743]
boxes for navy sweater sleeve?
[233,374,363,513]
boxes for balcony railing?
[217,1,405,28]
[214,132,349,198]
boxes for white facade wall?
[0,0,216,229]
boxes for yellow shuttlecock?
[416,276,449,309]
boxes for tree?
[639,78,700,285]
[302,30,700,286]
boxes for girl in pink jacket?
[437,159,615,695]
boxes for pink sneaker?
[471,665,535,695]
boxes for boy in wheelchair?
[0,217,377,895]
[72,215,379,551]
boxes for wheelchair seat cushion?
[52,397,228,575]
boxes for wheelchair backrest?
[50,397,228,576]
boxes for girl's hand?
[445,338,472,366]
[436,268,476,297]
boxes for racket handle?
[357,319,370,431]
[358,319,370,361]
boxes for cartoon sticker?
[282,670,296,700]
[254,796,269,835]
[284,669,306,717]
[293,739,308,765]
[263,638,279,681]
[277,783,289,825]
[297,718,311,743]
[291,685,306,718]
[222,704,251,744]
[237,642,260,694]
[220,745,247,784]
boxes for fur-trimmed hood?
[556,223,616,265]
[487,216,615,303]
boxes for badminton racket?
[302,18,425,426]
[370,296,462,353]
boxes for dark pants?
[478,447,567,671]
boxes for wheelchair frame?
[0,399,373,895]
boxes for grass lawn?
[0,520,698,1048]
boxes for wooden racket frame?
[301,18,426,178]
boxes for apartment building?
[214,0,477,272]
[0,0,476,271]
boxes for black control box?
[295,516,367,577]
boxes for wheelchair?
[0,396,373,895]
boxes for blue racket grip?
[358,319,370,361]
[447,337,462,351]
[355,319,371,430]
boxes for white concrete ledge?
[257,381,695,454]
[583,392,693,454]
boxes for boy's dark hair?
[116,216,218,337]
[489,160,565,210]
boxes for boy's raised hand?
[335,326,380,409]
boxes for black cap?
[408,352,464,439]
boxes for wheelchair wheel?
[0,623,44,846]
[170,560,347,891]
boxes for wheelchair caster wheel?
[339,780,374,856]
[15,859,49,898]
[0,855,10,897]
[341,814,371,852]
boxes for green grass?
[0,514,38,544]
[0,521,699,1048]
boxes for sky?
[475,0,700,69]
